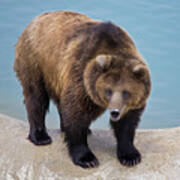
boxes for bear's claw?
[28,129,52,145]
[70,145,99,168]
[118,145,141,167]
[74,151,99,168]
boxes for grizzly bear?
[14,11,151,168]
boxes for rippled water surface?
[0,0,180,129]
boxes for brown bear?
[14,11,151,168]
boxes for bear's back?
[14,11,142,99]
[15,11,94,61]
[14,11,99,98]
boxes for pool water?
[0,0,180,129]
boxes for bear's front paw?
[28,128,52,145]
[70,145,99,168]
[117,145,141,167]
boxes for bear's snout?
[110,109,121,121]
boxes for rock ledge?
[0,114,179,180]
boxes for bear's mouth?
[109,106,126,122]
[110,109,121,121]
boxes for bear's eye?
[122,90,131,100]
[105,88,112,98]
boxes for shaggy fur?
[14,11,151,168]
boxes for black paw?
[118,145,141,167]
[28,128,52,145]
[70,145,99,168]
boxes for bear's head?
[84,54,151,121]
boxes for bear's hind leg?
[23,80,51,145]
[110,107,144,166]
[87,128,92,135]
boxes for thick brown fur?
[14,11,151,168]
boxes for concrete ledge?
[0,114,180,179]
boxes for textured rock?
[0,114,179,180]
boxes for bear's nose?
[110,109,120,121]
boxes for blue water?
[0,0,180,129]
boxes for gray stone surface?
[0,113,180,180]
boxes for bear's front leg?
[59,97,99,169]
[63,123,99,168]
[110,107,144,166]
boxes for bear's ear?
[95,55,112,70]
[133,64,147,80]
